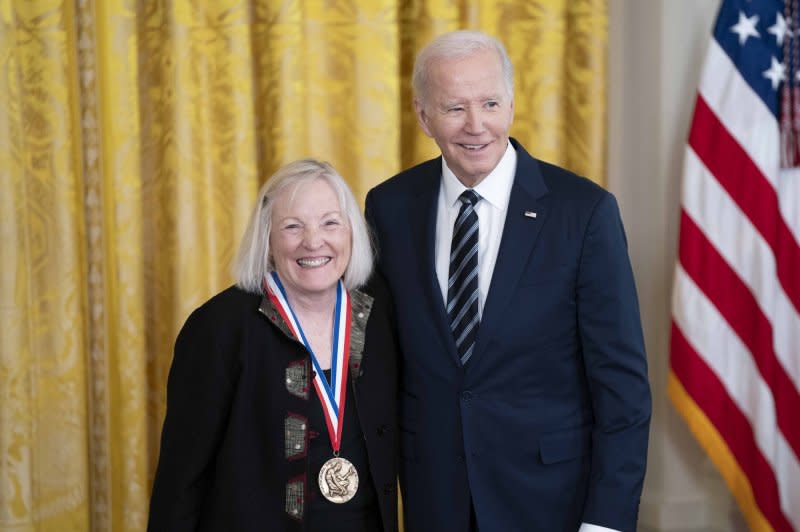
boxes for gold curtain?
[0,1,606,530]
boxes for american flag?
[669,0,800,530]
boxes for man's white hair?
[412,30,514,105]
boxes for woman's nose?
[302,227,323,248]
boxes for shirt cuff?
[579,524,621,532]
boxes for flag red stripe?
[670,323,793,532]
[678,211,800,460]
[688,95,800,314]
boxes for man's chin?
[443,153,498,184]
[461,164,494,183]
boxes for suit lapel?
[473,140,550,365]
[408,159,462,366]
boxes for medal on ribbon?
[266,272,358,504]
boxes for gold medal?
[267,275,357,505]
[318,456,359,503]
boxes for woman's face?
[269,178,352,302]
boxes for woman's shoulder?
[181,285,263,333]
[201,285,261,311]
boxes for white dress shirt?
[433,142,621,532]
[579,525,619,532]
[435,142,516,312]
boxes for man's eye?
[486,101,499,108]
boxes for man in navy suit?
[365,30,651,532]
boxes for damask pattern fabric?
[0,0,607,530]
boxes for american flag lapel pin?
[524,211,537,219]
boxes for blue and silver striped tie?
[447,190,481,365]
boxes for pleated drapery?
[0,1,606,529]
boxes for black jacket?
[148,276,398,531]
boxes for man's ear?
[414,99,433,138]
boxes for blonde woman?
[149,160,398,532]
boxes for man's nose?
[464,106,485,134]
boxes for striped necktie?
[447,190,481,365]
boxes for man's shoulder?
[369,156,441,199]
[511,138,609,205]
[536,159,608,200]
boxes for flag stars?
[731,11,760,45]
[763,56,786,90]
[768,12,790,46]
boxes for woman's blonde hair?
[233,159,373,293]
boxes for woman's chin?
[285,274,341,300]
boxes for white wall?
[608,1,748,530]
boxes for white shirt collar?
[441,142,517,210]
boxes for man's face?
[415,49,514,187]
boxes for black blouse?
[307,369,381,531]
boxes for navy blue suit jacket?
[365,139,651,532]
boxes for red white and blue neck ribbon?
[265,271,351,453]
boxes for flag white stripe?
[699,40,779,190]
[778,168,800,250]
[673,266,800,527]
[700,40,800,245]
[682,148,800,390]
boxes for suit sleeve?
[576,192,651,531]
[147,306,240,532]
[365,190,382,268]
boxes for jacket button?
[461,390,473,402]
[377,424,388,436]
[384,482,395,494]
